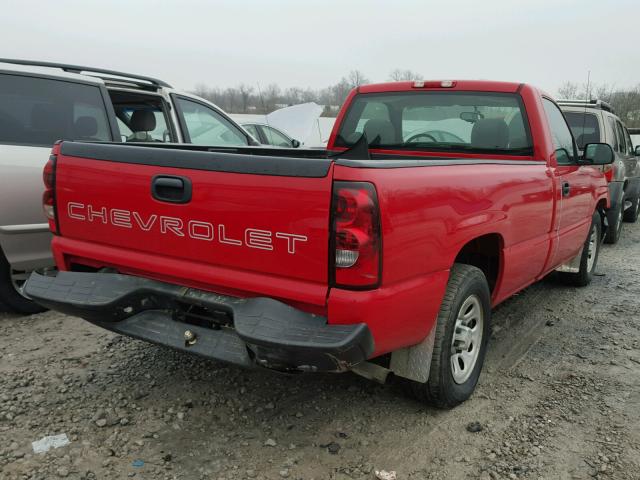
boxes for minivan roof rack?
[628,128,640,135]
[557,98,614,113]
[0,58,172,89]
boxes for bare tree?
[389,69,422,81]
[238,84,255,113]
[557,81,580,100]
[224,87,239,112]
[258,83,281,113]
[347,70,369,88]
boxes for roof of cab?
[358,80,524,94]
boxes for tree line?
[192,73,640,127]
[191,69,421,117]
[557,81,640,127]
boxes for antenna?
[256,82,273,143]
[579,70,591,151]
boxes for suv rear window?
[0,74,111,147]
[335,92,532,155]
[563,112,601,150]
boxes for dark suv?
[560,100,640,243]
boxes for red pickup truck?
[26,80,614,408]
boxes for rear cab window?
[0,73,112,147]
[335,91,532,155]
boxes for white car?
[0,58,257,313]
[241,122,301,148]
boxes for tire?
[559,210,602,287]
[0,252,46,315]
[604,205,622,244]
[410,264,491,409]
[623,196,639,223]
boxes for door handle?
[562,181,571,197]
[151,175,192,203]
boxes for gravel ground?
[1,222,639,480]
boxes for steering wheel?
[406,132,438,143]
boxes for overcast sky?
[2,0,639,95]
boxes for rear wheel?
[409,264,491,408]
[604,205,622,244]
[623,196,639,223]
[0,252,46,315]
[559,211,601,287]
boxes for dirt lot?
[1,223,639,480]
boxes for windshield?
[563,112,601,150]
[335,91,532,155]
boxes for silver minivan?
[0,59,257,313]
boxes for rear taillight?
[331,181,381,289]
[43,154,58,234]
[603,164,614,182]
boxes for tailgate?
[53,142,334,306]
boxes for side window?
[0,73,111,147]
[175,97,248,146]
[542,98,576,165]
[615,121,627,154]
[73,103,111,141]
[607,117,619,152]
[262,126,292,147]
[243,124,261,142]
[624,127,634,155]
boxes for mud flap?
[389,327,436,383]
[555,247,583,274]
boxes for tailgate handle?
[151,175,192,204]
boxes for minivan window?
[563,112,600,150]
[335,92,532,155]
[615,121,627,154]
[624,127,634,155]
[607,116,619,151]
[176,97,248,146]
[0,74,111,147]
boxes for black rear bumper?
[25,271,374,373]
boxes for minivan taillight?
[331,181,381,289]
[43,154,58,234]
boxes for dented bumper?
[24,271,374,373]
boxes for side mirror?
[291,139,301,148]
[635,145,640,156]
[583,142,614,165]
[120,135,127,143]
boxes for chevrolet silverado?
[25,80,614,407]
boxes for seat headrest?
[130,110,156,132]
[363,119,395,145]
[74,116,98,138]
[471,118,509,149]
